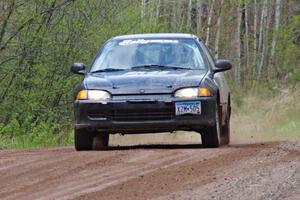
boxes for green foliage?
[232,88,300,142]
[276,15,300,84]
[0,125,74,150]
[0,0,149,149]
[0,0,299,149]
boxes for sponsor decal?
[119,39,178,46]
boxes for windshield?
[90,38,208,72]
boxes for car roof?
[112,33,199,40]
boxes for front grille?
[112,104,174,121]
[112,111,173,121]
[85,100,175,122]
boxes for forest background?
[0,0,299,149]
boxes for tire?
[221,106,230,145]
[201,104,222,148]
[92,133,109,150]
[74,129,94,151]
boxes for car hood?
[85,70,207,95]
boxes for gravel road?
[0,140,299,200]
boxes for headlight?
[174,88,199,98]
[174,88,212,98]
[76,90,111,101]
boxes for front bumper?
[74,95,216,134]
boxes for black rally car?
[71,33,232,150]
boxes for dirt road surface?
[0,139,300,200]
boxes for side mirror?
[70,63,86,75]
[214,59,232,73]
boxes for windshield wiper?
[90,65,193,73]
[90,68,127,73]
[130,65,192,70]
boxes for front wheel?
[74,129,94,151]
[201,104,222,148]
[92,133,109,150]
[75,129,109,151]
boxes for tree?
[235,1,242,85]
[270,0,282,77]
[214,0,224,59]
[206,0,215,46]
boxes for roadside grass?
[0,131,73,150]
[269,112,300,140]
[231,88,300,143]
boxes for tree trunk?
[270,0,281,77]
[0,1,14,45]
[205,0,215,46]
[253,0,258,75]
[187,0,192,31]
[244,3,250,77]
[0,0,3,11]
[235,2,242,85]
[196,0,202,35]
[171,1,177,31]
[141,0,146,19]
[214,0,224,59]
[264,1,272,78]
[156,0,160,20]
[257,0,267,78]
[258,0,269,79]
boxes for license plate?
[175,101,201,116]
